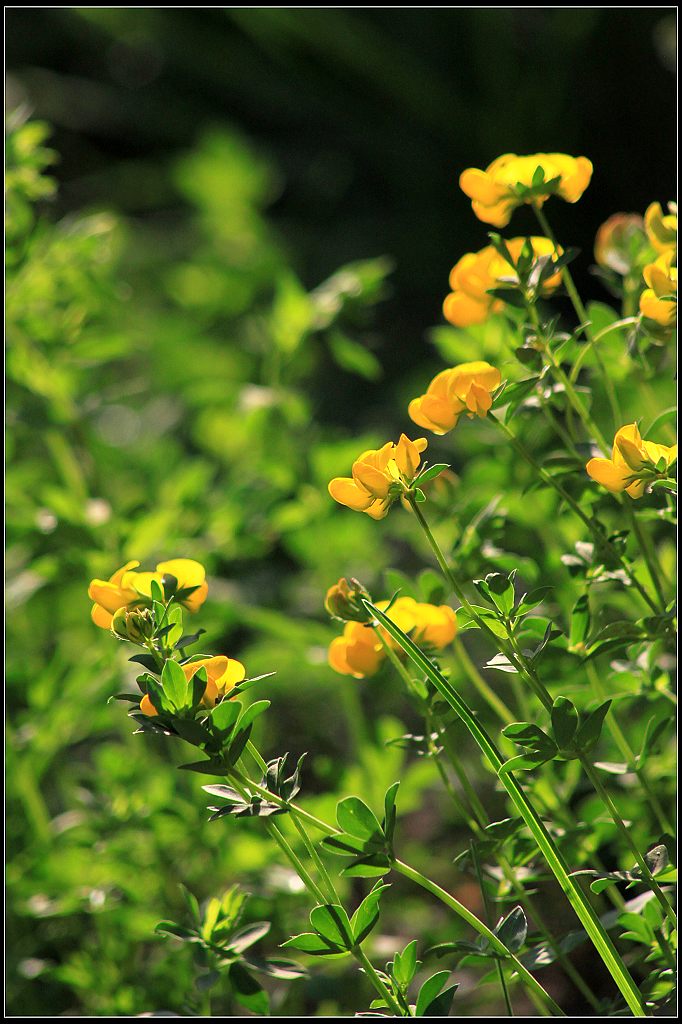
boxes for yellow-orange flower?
[408,362,501,435]
[328,597,457,679]
[328,622,384,678]
[126,558,209,613]
[460,153,593,227]
[444,237,561,327]
[328,434,427,519]
[644,201,677,255]
[139,654,246,716]
[88,560,142,629]
[378,596,457,650]
[640,252,677,327]
[586,423,677,499]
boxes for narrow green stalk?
[381,635,603,1009]
[487,411,660,615]
[532,203,621,428]
[470,841,514,1016]
[453,637,516,725]
[353,945,405,1017]
[581,760,676,931]
[585,664,674,835]
[231,769,405,1016]
[625,503,669,609]
[231,762,562,1015]
[366,600,648,1017]
[393,859,564,1017]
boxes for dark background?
[6,7,677,388]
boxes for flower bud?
[324,578,372,623]
[594,213,647,275]
[111,607,155,643]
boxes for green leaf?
[569,594,591,650]
[281,932,346,956]
[502,722,555,753]
[229,962,269,1016]
[309,905,354,949]
[210,697,241,733]
[392,939,419,990]
[415,971,451,1016]
[350,883,390,944]
[495,906,527,953]
[499,752,556,773]
[417,463,450,484]
[328,331,382,381]
[575,700,611,753]
[336,797,383,841]
[162,659,189,711]
[383,781,400,846]
[551,696,579,750]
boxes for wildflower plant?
[12,113,676,1018]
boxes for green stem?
[487,412,660,616]
[231,763,561,1014]
[353,945,405,1017]
[585,664,673,835]
[581,760,677,932]
[231,771,405,1016]
[453,637,516,725]
[533,204,621,429]
[393,860,563,1017]
[470,842,514,1016]
[366,600,648,1017]
[625,504,669,610]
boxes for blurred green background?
[6,8,676,1017]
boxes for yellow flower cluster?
[140,655,245,716]
[408,361,501,435]
[88,558,208,628]
[586,423,677,499]
[329,596,457,678]
[443,236,562,328]
[328,434,427,519]
[640,202,677,327]
[459,153,593,227]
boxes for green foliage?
[6,96,676,1020]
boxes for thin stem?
[581,759,677,931]
[487,412,660,616]
[231,770,405,1016]
[393,860,563,1017]
[625,503,669,609]
[533,203,621,429]
[231,761,562,1015]
[453,637,516,725]
[353,945,405,1017]
[470,841,514,1016]
[585,664,674,835]
[367,600,648,1017]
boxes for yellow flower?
[640,252,677,327]
[377,596,457,650]
[443,236,561,327]
[88,560,142,629]
[586,423,677,499]
[460,153,593,227]
[594,213,647,275]
[126,558,209,612]
[327,596,457,679]
[328,434,427,519]
[644,201,677,255]
[408,362,501,435]
[139,654,246,716]
[328,622,384,678]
